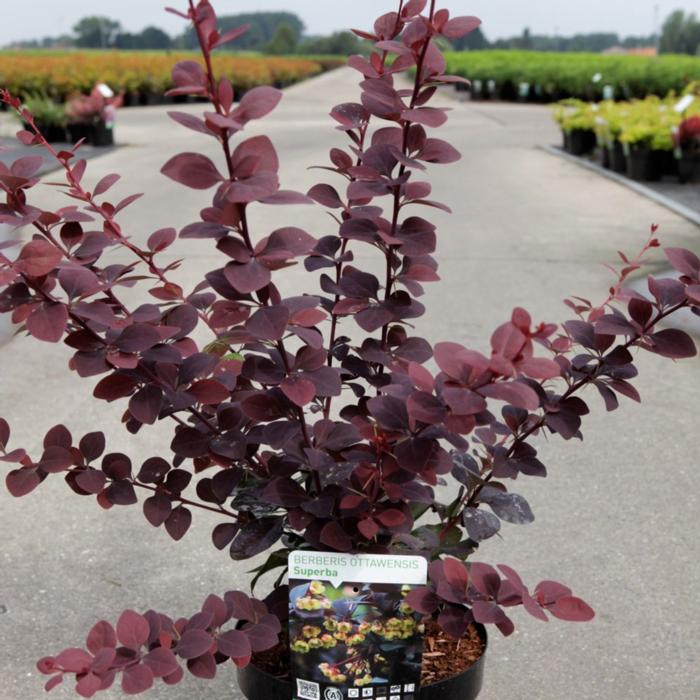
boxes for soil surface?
[252,621,485,686]
[420,620,485,685]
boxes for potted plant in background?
[17,92,67,143]
[553,99,597,155]
[617,97,677,182]
[619,122,673,181]
[674,115,700,183]
[66,84,123,147]
[604,103,629,174]
[592,101,627,171]
[1,1,700,699]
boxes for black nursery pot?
[67,120,114,147]
[237,626,488,700]
[567,129,596,156]
[67,122,91,144]
[608,141,627,174]
[661,150,679,178]
[678,153,700,183]
[91,120,114,147]
[626,146,664,182]
[27,121,66,143]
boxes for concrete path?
[0,68,698,700]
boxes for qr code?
[296,678,320,700]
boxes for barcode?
[296,678,320,700]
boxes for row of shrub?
[444,50,700,102]
[0,51,344,105]
[553,92,700,182]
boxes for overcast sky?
[3,0,700,45]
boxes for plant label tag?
[96,82,115,99]
[675,95,695,113]
[289,551,428,700]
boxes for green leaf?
[248,549,289,592]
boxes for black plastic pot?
[237,625,487,700]
[609,141,627,174]
[67,121,114,147]
[67,123,92,144]
[25,121,66,143]
[91,120,114,147]
[566,129,596,156]
[498,80,518,102]
[678,153,700,183]
[626,146,664,182]
[661,150,679,178]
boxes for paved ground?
[650,178,700,213]
[0,68,698,700]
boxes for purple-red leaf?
[243,622,279,653]
[405,587,439,614]
[187,652,217,679]
[147,228,177,253]
[246,306,289,341]
[217,629,251,659]
[171,60,206,90]
[479,381,539,411]
[320,521,353,552]
[224,260,271,294]
[307,184,344,208]
[168,111,210,134]
[212,24,251,48]
[6,468,41,497]
[549,596,595,622]
[86,621,117,654]
[129,386,163,425]
[39,446,73,473]
[26,303,68,343]
[165,505,192,541]
[177,629,213,659]
[0,417,9,449]
[665,247,699,277]
[76,672,101,697]
[93,173,120,197]
[419,138,461,164]
[647,329,697,359]
[116,610,149,650]
[75,468,107,494]
[143,647,180,678]
[121,664,154,694]
[280,376,316,407]
[441,16,482,39]
[232,86,283,122]
[161,153,223,190]
[15,240,62,277]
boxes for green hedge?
[444,50,700,101]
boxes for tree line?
[8,9,700,56]
[460,9,700,55]
[8,12,363,56]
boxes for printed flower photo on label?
[290,578,425,696]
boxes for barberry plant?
[1,0,699,696]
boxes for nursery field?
[0,50,344,103]
[552,95,700,185]
[445,50,700,101]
